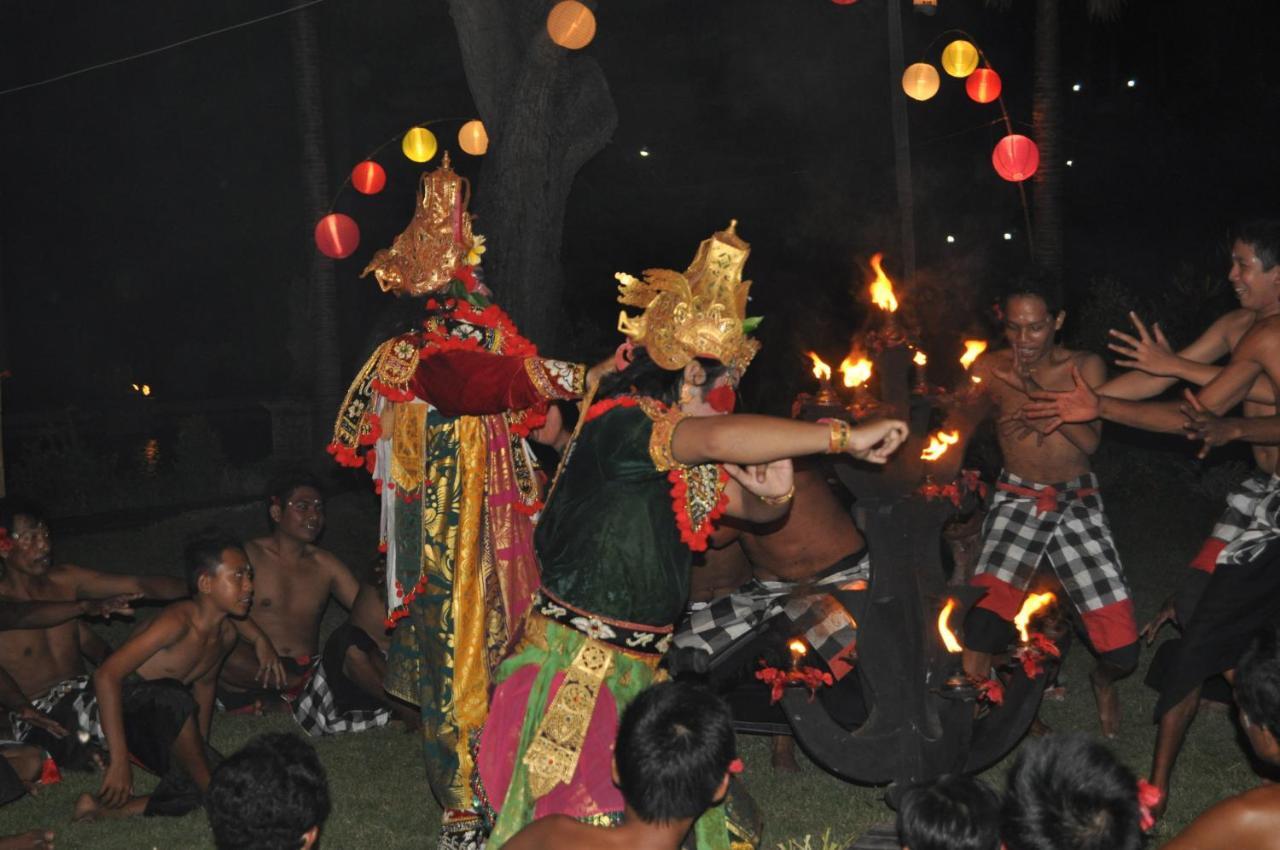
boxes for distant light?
[1071,82,1082,92]
[945,235,956,244]
[1066,159,1074,167]
[1003,232,1012,241]
[1126,79,1136,88]
[639,147,650,158]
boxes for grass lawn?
[0,461,1260,848]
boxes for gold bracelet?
[825,419,851,454]
[759,485,796,506]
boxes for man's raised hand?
[1179,388,1237,459]
[1109,312,1177,375]
[81,593,141,620]
[1022,364,1099,427]
[848,419,909,463]
[725,458,794,502]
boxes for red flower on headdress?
[727,758,744,775]
[0,527,12,557]
[1137,779,1164,831]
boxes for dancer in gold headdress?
[329,154,608,849]
[473,222,910,849]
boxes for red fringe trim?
[514,499,544,517]
[371,379,415,403]
[585,396,640,422]
[668,466,729,552]
[358,412,383,446]
[327,441,365,469]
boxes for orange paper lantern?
[351,160,386,195]
[315,213,360,259]
[547,1,596,50]
[902,62,940,101]
[992,135,1040,182]
[966,67,1002,103]
[458,120,489,156]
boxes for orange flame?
[920,429,960,461]
[788,639,807,658]
[1014,592,1056,643]
[840,355,873,388]
[960,339,988,369]
[913,350,928,366]
[971,375,983,384]
[869,252,899,313]
[938,598,962,653]
[807,352,832,382]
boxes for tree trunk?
[447,0,617,351]
[1032,0,1063,280]
[290,6,339,441]
[886,0,917,287]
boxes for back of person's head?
[207,732,331,850]
[1001,268,1064,318]
[1235,219,1280,270]
[596,348,730,407]
[1237,625,1280,740]
[1003,734,1142,850]
[183,529,244,596]
[614,681,736,824]
[897,774,1000,850]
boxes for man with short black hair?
[897,774,1000,850]
[206,732,331,850]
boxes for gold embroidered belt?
[533,588,673,657]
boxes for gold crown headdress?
[616,220,761,372]
[362,152,481,297]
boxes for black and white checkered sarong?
[11,675,103,746]
[674,550,870,675]
[1214,472,1280,566]
[291,658,391,737]
[974,470,1129,615]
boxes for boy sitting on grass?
[75,531,253,821]
[1165,625,1280,849]
[504,681,738,850]
[896,774,1000,850]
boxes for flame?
[131,383,139,391]
[971,375,983,384]
[141,384,152,397]
[869,252,899,313]
[938,598,963,653]
[913,350,928,366]
[920,429,960,461]
[960,339,988,370]
[807,351,832,382]
[840,355,873,388]
[788,639,807,657]
[1013,592,1056,643]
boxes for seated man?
[75,531,252,821]
[897,774,1000,850]
[1164,626,1280,849]
[0,497,194,768]
[1002,734,1147,850]
[216,473,376,733]
[504,681,739,850]
[299,556,416,735]
[206,732,331,850]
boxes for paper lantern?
[547,1,596,50]
[315,213,360,259]
[992,135,1040,182]
[401,127,438,163]
[966,68,1002,103]
[902,63,940,101]
[351,160,386,195]
[458,120,489,156]
[941,40,979,78]
[830,0,859,4]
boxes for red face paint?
[707,384,737,413]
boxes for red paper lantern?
[314,213,360,259]
[831,0,859,5]
[966,68,1002,103]
[992,135,1040,182]
[351,160,386,195]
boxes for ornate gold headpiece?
[361,152,480,297]
[616,220,761,373]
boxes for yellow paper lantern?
[401,127,438,163]
[902,63,940,101]
[941,40,979,78]
[458,120,489,156]
[547,0,596,50]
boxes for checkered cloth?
[1214,473,1280,566]
[11,675,103,746]
[975,470,1129,615]
[673,550,870,678]
[291,657,391,737]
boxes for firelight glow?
[1014,592,1056,643]
[788,639,807,657]
[840,355,873,388]
[938,599,963,653]
[868,252,899,313]
[920,429,959,461]
[807,351,832,382]
[960,340,988,369]
[913,351,928,366]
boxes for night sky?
[2,0,1278,418]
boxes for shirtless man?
[961,273,1138,738]
[218,473,359,712]
[1024,220,1280,814]
[76,531,252,821]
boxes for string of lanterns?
[900,35,1038,184]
